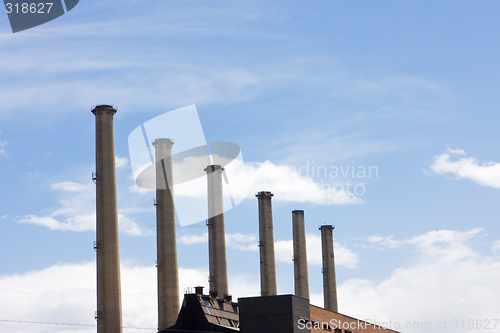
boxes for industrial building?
[91,105,398,333]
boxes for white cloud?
[491,240,500,255]
[173,160,362,205]
[51,182,88,192]
[19,212,148,236]
[0,131,7,159]
[19,214,94,232]
[338,229,500,332]
[20,182,148,236]
[26,171,42,181]
[128,184,154,195]
[367,235,402,249]
[179,233,208,245]
[226,233,258,251]
[429,148,500,188]
[446,148,467,155]
[275,233,359,268]
[115,156,129,169]
[179,233,257,251]
[0,262,257,333]
[239,161,362,205]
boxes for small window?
[203,299,211,307]
[322,322,332,331]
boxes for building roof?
[163,293,239,333]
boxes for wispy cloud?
[429,148,500,188]
[491,240,500,255]
[179,233,257,251]
[115,155,129,169]
[26,171,42,181]
[179,233,208,245]
[20,181,149,236]
[51,181,87,192]
[0,130,7,159]
[366,228,483,258]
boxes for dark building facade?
[239,294,310,333]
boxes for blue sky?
[1,1,500,332]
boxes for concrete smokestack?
[204,165,229,299]
[292,210,309,300]
[92,105,123,333]
[256,191,277,296]
[153,139,179,330]
[319,225,338,312]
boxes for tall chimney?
[292,210,309,300]
[256,191,277,296]
[319,225,338,312]
[92,105,123,333]
[204,165,229,299]
[153,139,179,330]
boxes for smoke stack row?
[153,139,179,330]
[92,104,340,333]
[254,190,338,312]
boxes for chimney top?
[194,286,204,295]
[91,104,117,115]
[319,224,334,231]
[152,138,175,147]
[204,165,224,173]
[256,191,273,198]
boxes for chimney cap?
[152,138,175,146]
[319,224,334,231]
[91,104,117,114]
[255,191,274,198]
[204,165,224,173]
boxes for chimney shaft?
[292,210,309,300]
[92,105,123,333]
[320,225,338,312]
[205,165,229,299]
[256,191,277,296]
[153,139,179,330]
